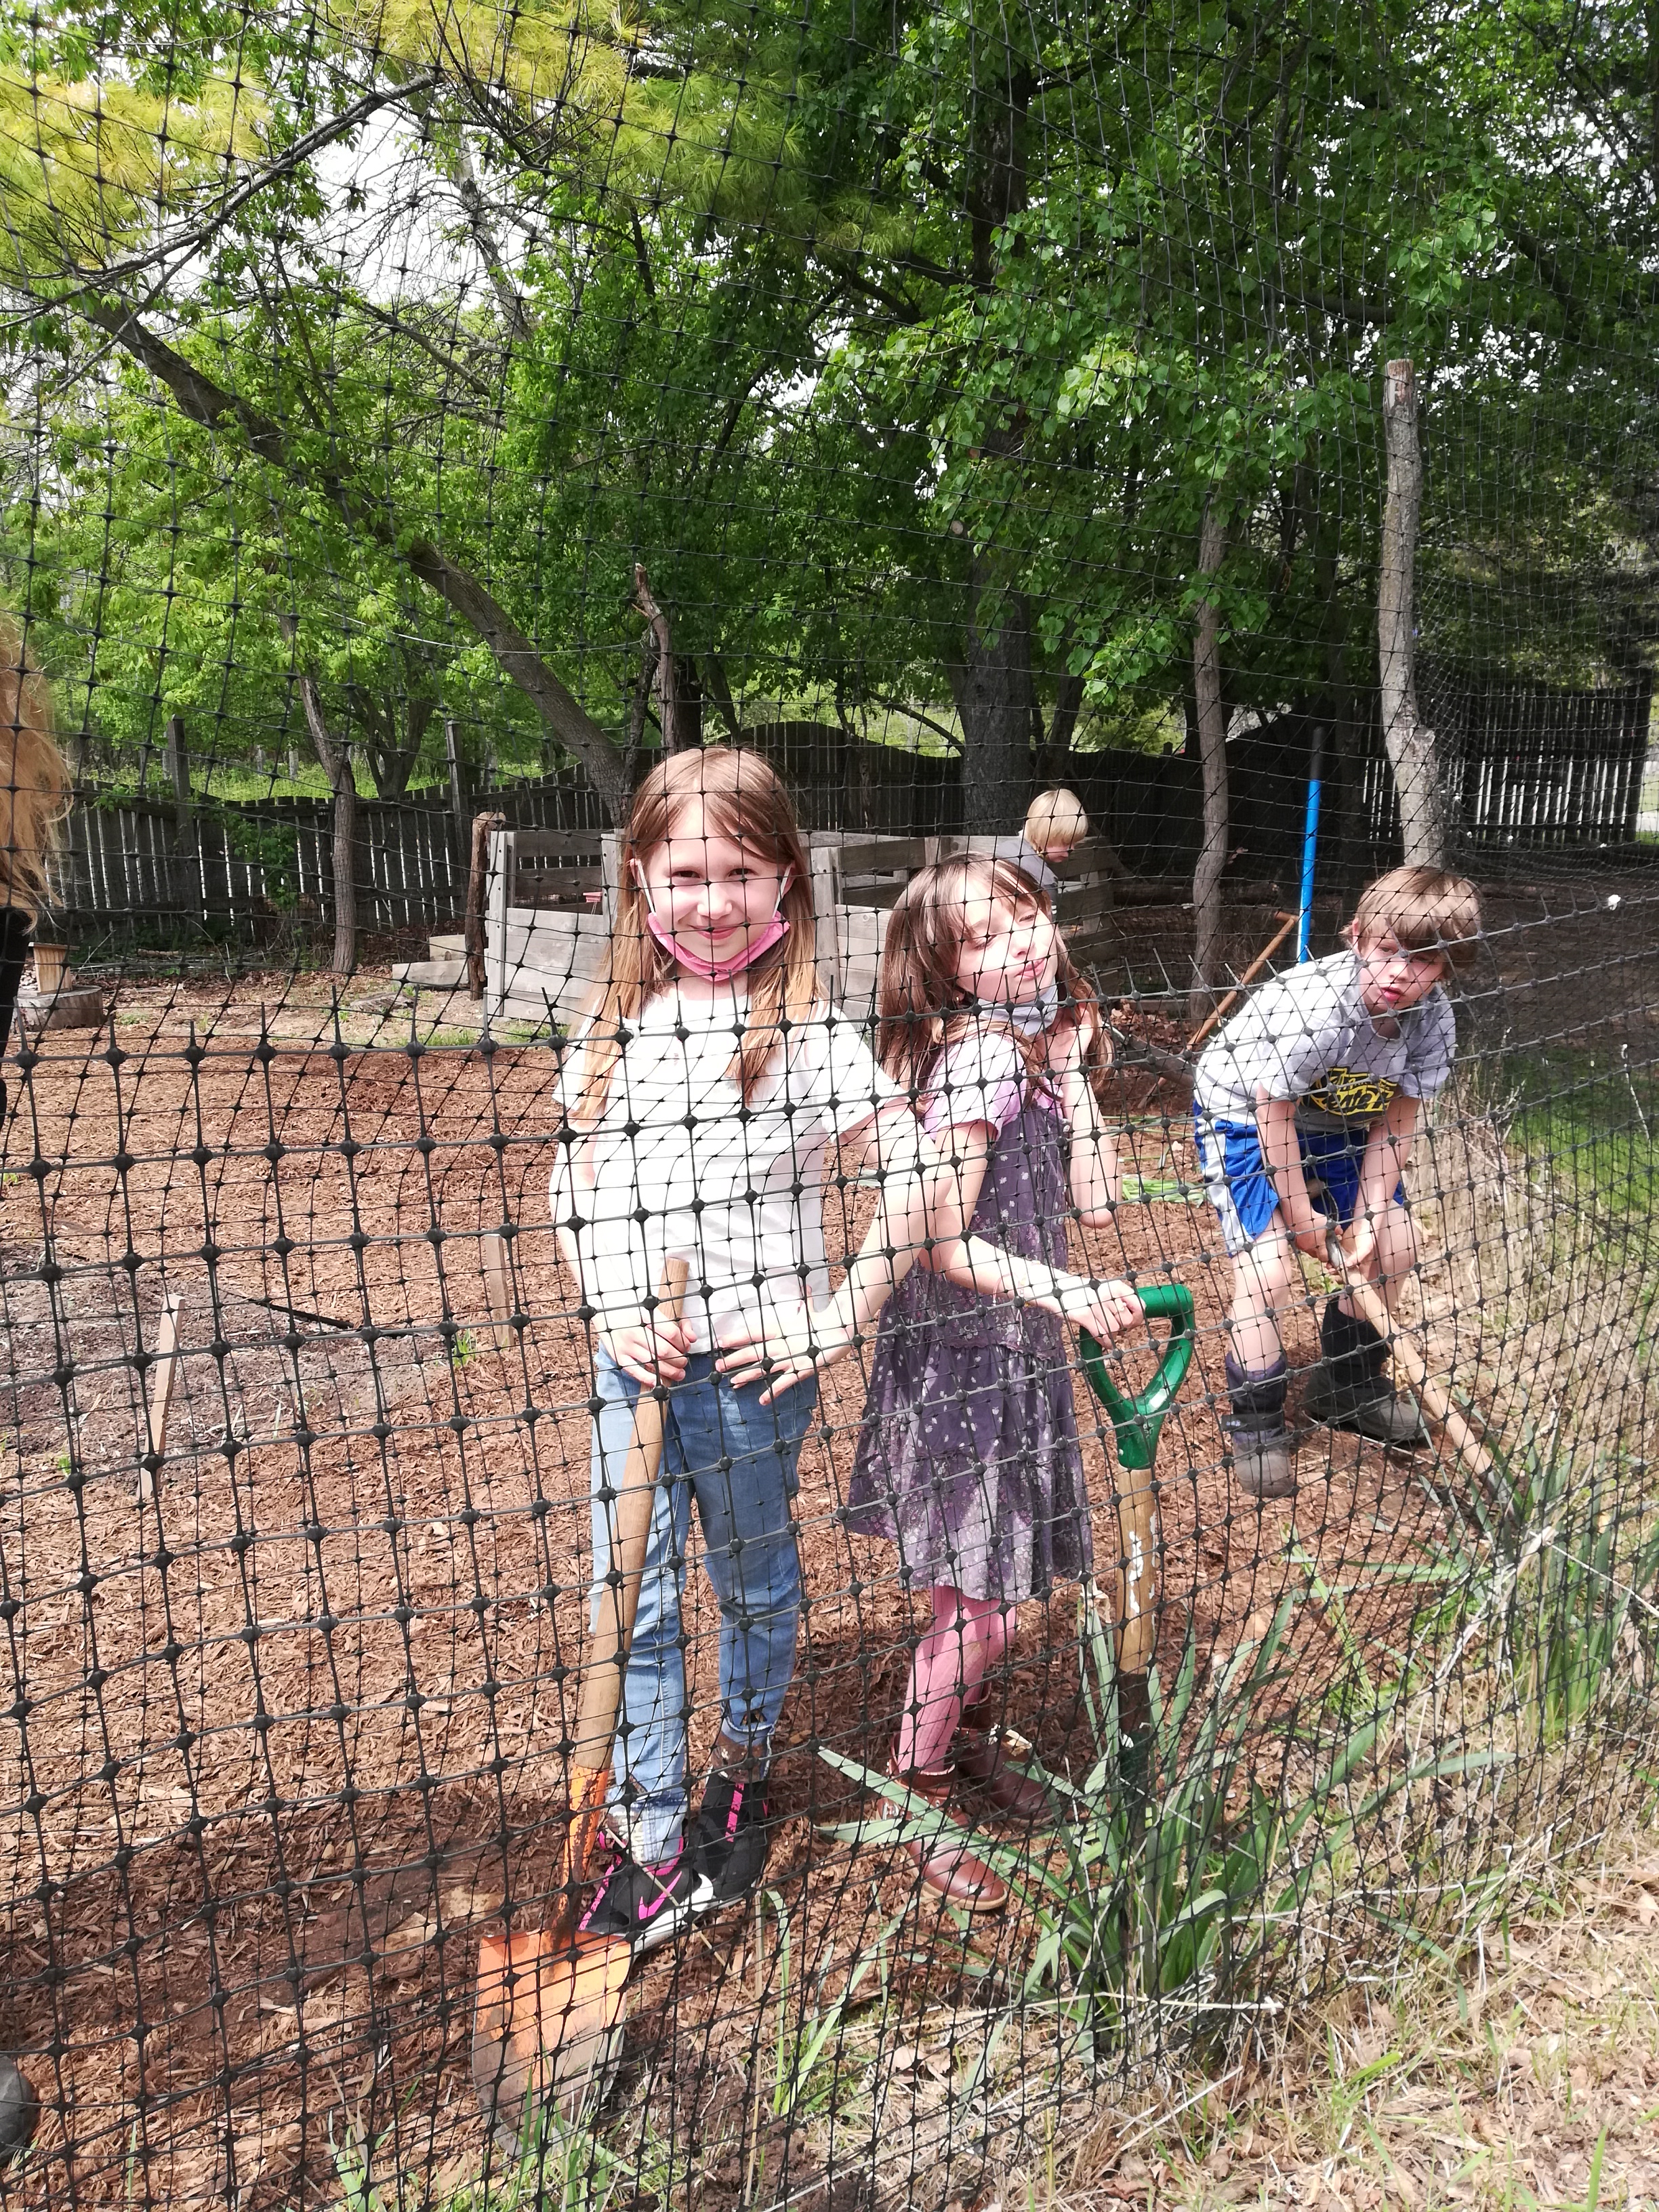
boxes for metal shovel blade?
[473,1923,632,2147]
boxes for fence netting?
[0,1,1657,2205]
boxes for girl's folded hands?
[601,1314,698,1389]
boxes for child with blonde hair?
[988,788,1089,909]
[1193,866,1483,1498]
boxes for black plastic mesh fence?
[0,2,1658,2205]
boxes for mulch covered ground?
[0,970,1500,2207]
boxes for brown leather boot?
[886,1758,1008,1913]
[951,1721,1063,1825]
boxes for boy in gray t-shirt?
[1192,866,1482,1498]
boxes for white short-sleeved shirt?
[1194,950,1456,1131]
[922,1022,1028,1139]
[554,988,903,1351]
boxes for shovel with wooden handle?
[1079,1285,1196,1790]
[473,1257,689,2146]
[1317,1230,1513,1523]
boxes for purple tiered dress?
[846,1021,1091,1603]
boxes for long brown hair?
[569,747,820,1126]
[0,620,70,918]
[876,854,1111,1104]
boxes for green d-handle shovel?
[1079,1283,1196,1786]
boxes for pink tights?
[896,1586,1016,1772]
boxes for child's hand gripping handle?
[1079,1285,1195,1681]
[560,1257,689,1925]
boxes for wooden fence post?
[466,811,507,1000]
[809,843,840,1001]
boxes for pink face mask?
[634,862,793,983]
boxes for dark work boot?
[1225,1354,1296,1499]
[1307,1298,1428,1449]
[689,1730,775,1904]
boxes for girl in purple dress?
[847,855,1140,1910]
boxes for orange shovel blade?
[473,1925,632,2147]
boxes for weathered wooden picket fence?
[45,774,603,939]
[44,672,1654,943]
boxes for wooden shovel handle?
[571,1258,689,1770]
[1324,1236,1494,1483]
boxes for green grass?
[1498,1046,1659,1229]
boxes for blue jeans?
[588,1350,817,1864]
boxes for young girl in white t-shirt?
[552,745,949,1950]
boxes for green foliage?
[825,1591,1491,2059]
[3,0,1654,813]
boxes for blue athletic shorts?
[1192,1107,1404,1256]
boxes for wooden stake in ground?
[1185,910,1298,1052]
[1379,359,1450,867]
[465,811,507,1000]
[142,1290,186,1504]
[481,1231,514,1351]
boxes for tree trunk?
[285,626,358,972]
[1378,359,1449,866]
[1043,671,1084,781]
[1188,504,1229,1029]
[329,766,359,976]
[634,567,678,753]
[958,561,1035,834]
[164,714,191,843]
[703,653,742,740]
[623,623,659,794]
[674,656,703,748]
[954,58,1035,836]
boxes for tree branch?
[51,73,441,297]
[64,288,628,817]
[452,134,532,340]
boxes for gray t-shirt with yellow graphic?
[1194,949,1456,1131]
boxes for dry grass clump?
[1412,1081,1659,1476]
[990,1827,1659,2211]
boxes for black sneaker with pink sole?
[577,1844,714,1953]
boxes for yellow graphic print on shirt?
[1303,1065,1401,1121]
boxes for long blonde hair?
[569,747,821,1126]
[0,621,70,918]
[876,855,1112,1104]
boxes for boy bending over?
[1193,866,1483,1499]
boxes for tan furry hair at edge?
[876,853,1112,1105]
[569,747,819,1126]
[0,619,70,918]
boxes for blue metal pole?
[1296,722,1326,962]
